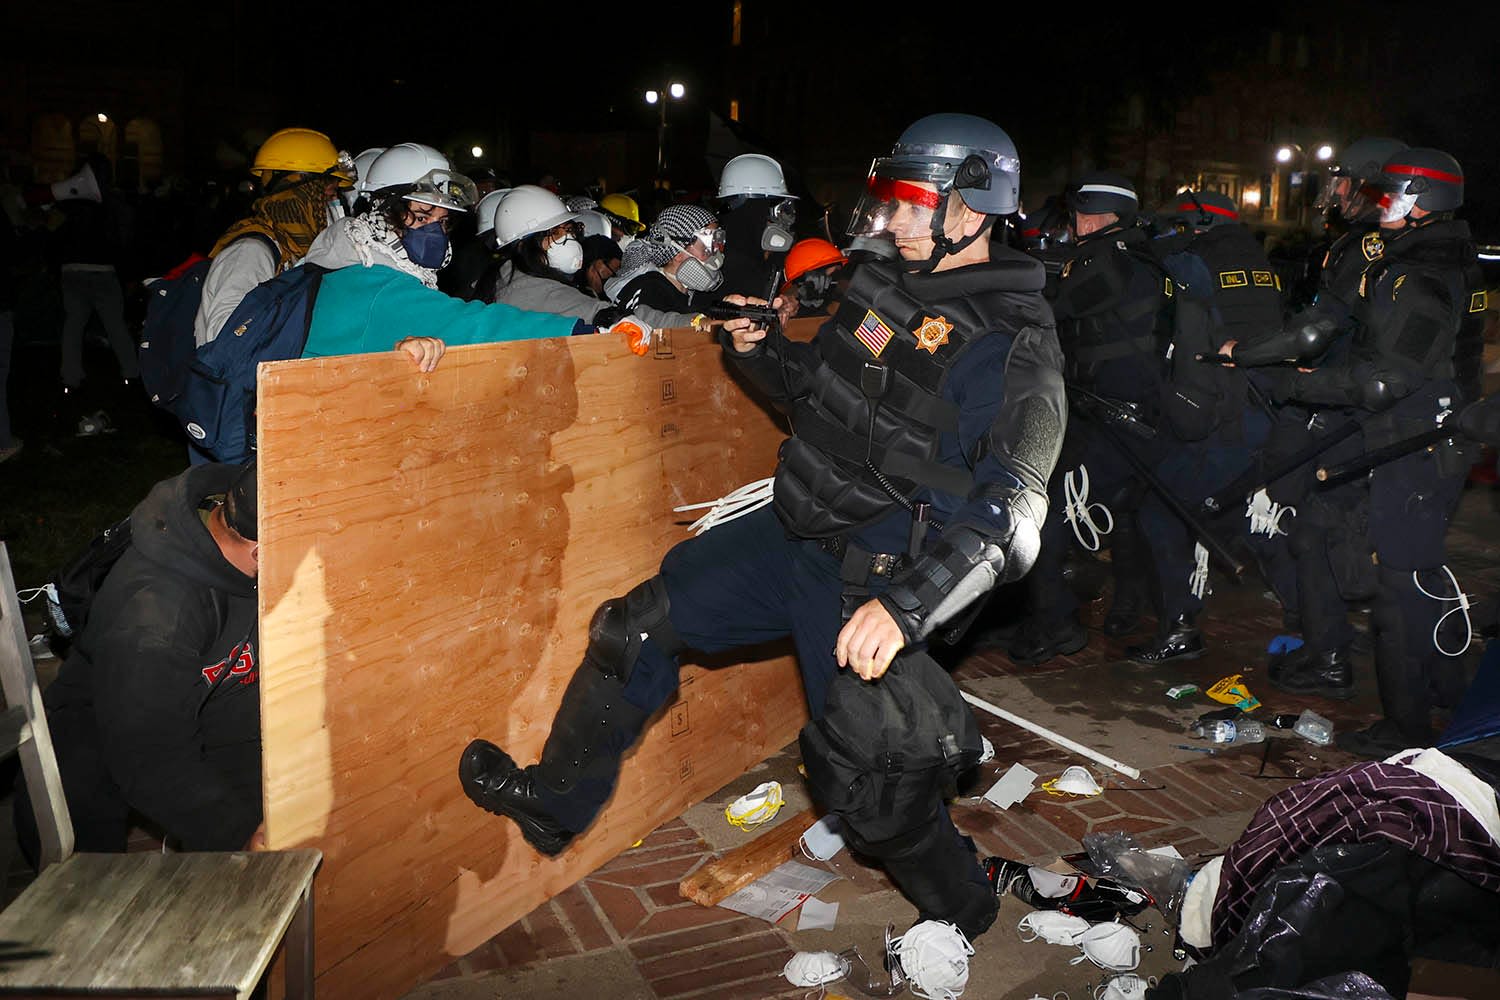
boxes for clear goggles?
[329,150,357,189]
[674,226,726,256]
[404,168,478,213]
[768,197,797,229]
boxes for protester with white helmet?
[486,185,698,331]
[716,152,799,297]
[299,145,579,366]
[342,146,387,215]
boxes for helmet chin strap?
[903,192,993,273]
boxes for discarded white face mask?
[1096,973,1155,1000]
[1045,766,1103,797]
[783,950,849,987]
[891,921,974,1000]
[1017,911,1091,946]
[1027,993,1072,1000]
[725,780,783,829]
[1071,921,1140,972]
[799,814,845,862]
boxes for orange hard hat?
[784,238,848,283]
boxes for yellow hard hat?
[251,128,353,186]
[600,193,642,226]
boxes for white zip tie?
[1413,565,1473,657]
[673,476,774,535]
[15,584,55,604]
[1188,543,1210,600]
[1063,465,1113,551]
[1245,488,1295,538]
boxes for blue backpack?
[138,235,279,412]
[171,262,327,464]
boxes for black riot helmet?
[1171,190,1240,233]
[1379,147,1464,228]
[847,113,1021,272]
[1071,171,1138,226]
[1316,137,1408,221]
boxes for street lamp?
[1274,141,1335,229]
[646,81,686,181]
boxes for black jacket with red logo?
[41,463,260,850]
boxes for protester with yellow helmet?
[193,128,355,348]
[599,193,645,247]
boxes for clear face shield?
[846,164,947,246]
[404,168,479,213]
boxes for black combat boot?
[460,665,652,855]
[1101,584,1145,636]
[1336,718,1433,758]
[459,742,575,856]
[1007,615,1088,665]
[1126,614,1203,665]
[1269,646,1355,700]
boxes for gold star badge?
[915,315,953,355]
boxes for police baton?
[1073,403,1248,580]
[1314,391,1500,486]
[1200,418,1362,513]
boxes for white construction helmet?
[718,153,796,200]
[350,147,387,195]
[363,142,478,212]
[494,185,579,246]
[474,188,510,238]
[577,210,613,240]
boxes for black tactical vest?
[773,253,1052,538]
[1052,228,1170,406]
[1354,219,1485,400]
[1189,225,1284,347]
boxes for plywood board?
[256,321,821,1000]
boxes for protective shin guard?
[847,809,998,941]
[530,666,652,833]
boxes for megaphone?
[51,164,101,204]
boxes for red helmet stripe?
[1386,162,1463,185]
[1177,201,1239,220]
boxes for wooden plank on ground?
[678,807,819,907]
[256,323,818,1000]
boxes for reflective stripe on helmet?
[1178,201,1238,220]
[1386,162,1463,185]
[1078,183,1137,202]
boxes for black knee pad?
[583,576,685,683]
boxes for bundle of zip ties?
[673,476,774,535]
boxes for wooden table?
[0,850,322,998]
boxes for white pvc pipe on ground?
[960,688,1143,781]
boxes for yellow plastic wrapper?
[1206,674,1261,713]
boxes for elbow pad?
[878,488,1047,642]
[1292,317,1341,360]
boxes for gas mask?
[545,235,583,275]
[763,197,797,253]
[795,268,835,311]
[401,221,450,269]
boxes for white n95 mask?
[1071,921,1140,972]
[1044,766,1103,796]
[1096,973,1155,1000]
[783,950,849,987]
[891,920,974,1000]
[1017,911,1090,946]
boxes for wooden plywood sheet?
[256,323,818,1000]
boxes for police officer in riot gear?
[1128,190,1281,664]
[1265,148,1484,757]
[1006,172,1168,663]
[458,113,1065,947]
[1224,138,1409,643]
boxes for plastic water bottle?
[1193,719,1266,744]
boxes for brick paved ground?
[410,489,1500,999]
